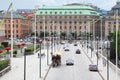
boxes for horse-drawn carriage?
[51,52,61,67]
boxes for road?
[45,42,102,80]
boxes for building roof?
[36,5,99,16]
[112,0,120,9]
[0,12,25,19]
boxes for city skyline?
[0,0,118,11]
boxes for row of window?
[38,26,86,30]
[5,24,18,28]
[37,15,91,19]
[5,20,19,23]
[39,21,87,24]
[40,11,82,14]
[5,30,19,33]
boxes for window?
[74,21,77,24]
[40,26,42,29]
[16,30,18,33]
[70,26,71,29]
[79,26,81,29]
[60,12,62,14]
[16,25,18,28]
[74,12,77,14]
[74,26,76,30]
[50,12,52,14]
[60,26,62,29]
[45,12,47,14]
[65,11,67,14]
[69,21,72,24]
[55,12,57,14]
[40,12,42,14]
[65,26,66,29]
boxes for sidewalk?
[80,44,120,80]
[0,49,51,80]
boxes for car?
[74,43,77,46]
[76,49,81,54]
[66,59,74,65]
[89,64,98,71]
[64,47,70,51]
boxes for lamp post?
[106,36,110,80]
[39,39,42,78]
[4,47,11,65]
[46,39,49,65]
[16,43,22,54]
[96,36,99,66]
[90,34,93,58]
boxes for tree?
[60,32,67,39]
[112,30,120,59]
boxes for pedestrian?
[38,53,40,58]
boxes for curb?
[79,44,105,80]
[43,44,61,80]
[43,64,52,80]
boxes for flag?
[7,3,13,11]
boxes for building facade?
[35,4,101,39]
[0,19,5,43]
[0,13,30,39]
[104,0,120,38]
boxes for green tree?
[60,32,67,39]
[112,30,120,59]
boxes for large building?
[35,4,101,39]
[104,0,120,38]
[0,12,30,39]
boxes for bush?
[0,45,4,49]
[1,42,9,47]
[13,50,17,54]
[0,60,10,71]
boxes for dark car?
[64,47,70,51]
[89,64,98,71]
[74,43,77,46]
[66,59,74,65]
[76,49,81,54]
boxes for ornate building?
[35,4,100,39]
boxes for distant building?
[104,0,120,38]
[0,18,5,43]
[0,12,31,39]
[35,4,100,38]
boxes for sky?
[0,0,118,11]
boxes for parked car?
[89,64,98,71]
[64,47,70,51]
[74,43,77,46]
[66,59,74,65]
[76,49,81,54]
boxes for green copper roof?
[36,5,99,16]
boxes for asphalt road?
[45,42,102,80]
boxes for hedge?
[0,60,10,71]
[1,42,9,47]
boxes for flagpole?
[11,8,13,58]
[115,9,118,80]
[44,16,45,54]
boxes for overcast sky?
[0,0,118,11]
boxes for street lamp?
[4,47,11,65]
[96,36,99,66]
[106,36,110,80]
[38,39,42,78]
[46,38,49,66]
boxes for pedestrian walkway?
[80,44,120,80]
[0,49,51,80]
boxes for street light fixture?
[38,39,42,78]
[96,36,99,66]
